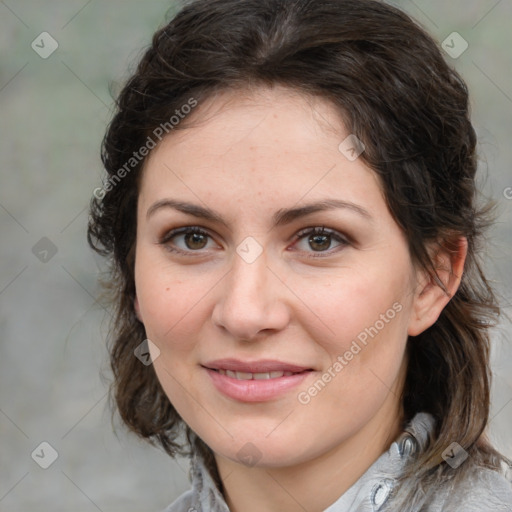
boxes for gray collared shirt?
[163,413,512,511]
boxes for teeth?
[216,369,297,380]
[236,371,253,380]
[254,372,272,380]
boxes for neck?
[214,396,404,512]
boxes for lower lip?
[205,368,312,402]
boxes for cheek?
[134,254,206,350]
[291,263,412,413]
[292,265,411,356]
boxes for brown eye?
[184,231,208,250]
[159,227,217,254]
[308,232,332,251]
[294,226,349,256]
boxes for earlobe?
[407,237,468,337]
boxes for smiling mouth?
[203,362,314,401]
[211,369,309,380]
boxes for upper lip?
[202,358,313,373]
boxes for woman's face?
[134,86,422,468]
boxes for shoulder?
[160,490,195,512]
[429,466,512,511]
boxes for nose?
[211,249,290,341]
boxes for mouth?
[202,359,315,402]
[202,358,313,374]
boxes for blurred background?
[1,0,511,510]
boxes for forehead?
[138,85,384,217]
[159,85,345,156]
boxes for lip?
[203,358,313,373]
[202,359,314,402]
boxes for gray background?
[1,1,511,510]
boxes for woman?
[87,0,512,510]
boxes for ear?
[407,237,467,337]
[134,295,143,323]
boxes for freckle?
[166,287,170,292]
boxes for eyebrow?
[146,198,373,228]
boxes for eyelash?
[158,225,350,258]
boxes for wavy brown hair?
[87,0,510,505]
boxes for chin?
[207,429,319,469]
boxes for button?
[396,432,417,458]
[371,479,393,510]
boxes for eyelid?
[293,225,348,242]
[158,226,212,244]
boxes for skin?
[134,85,466,512]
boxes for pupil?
[186,233,207,249]
[310,234,330,251]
